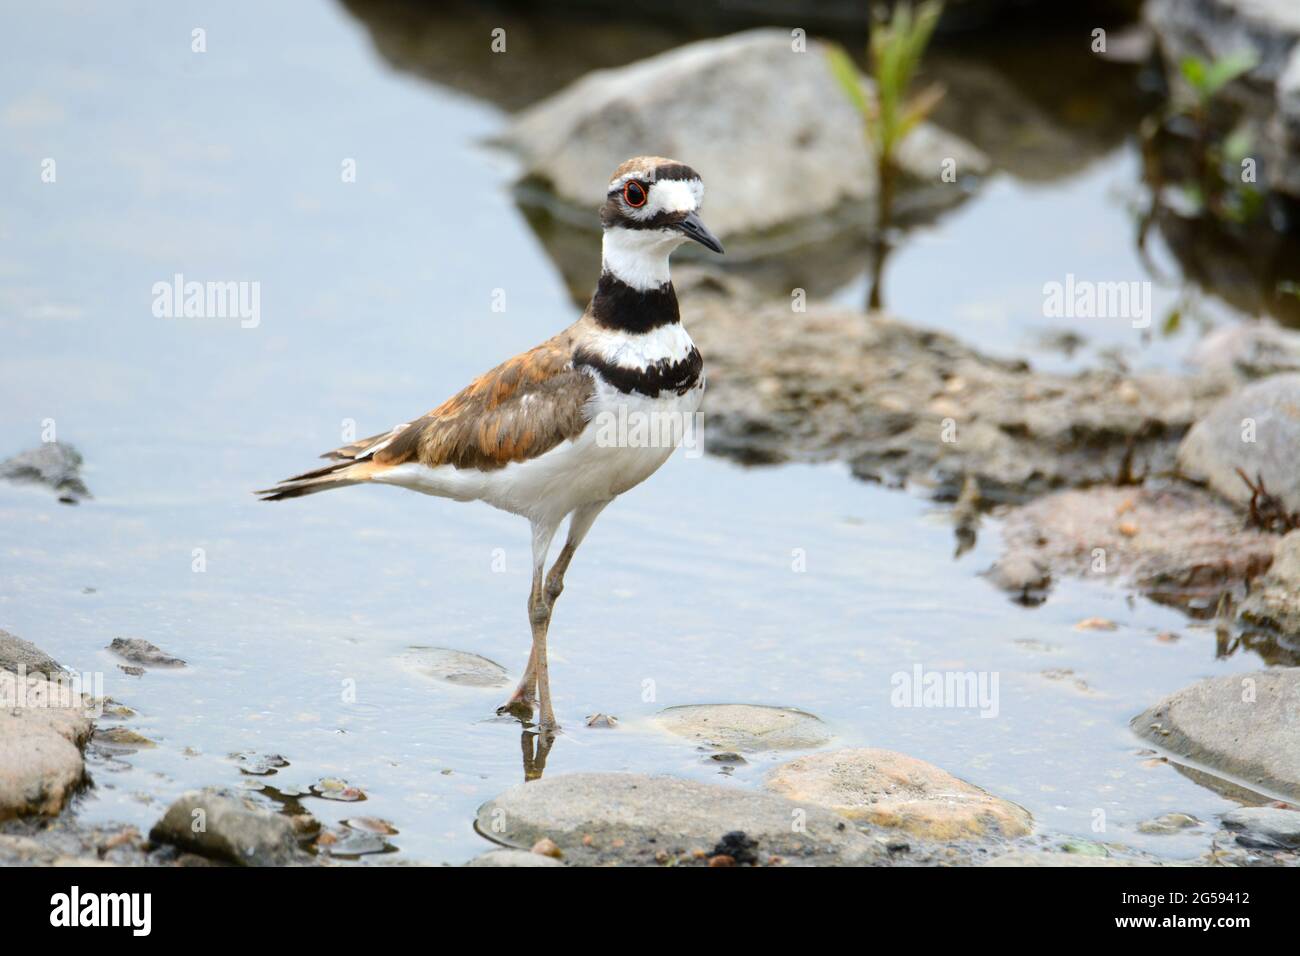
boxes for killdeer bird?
[258,156,723,733]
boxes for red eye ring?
[623,180,648,208]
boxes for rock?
[0,442,91,502]
[311,778,366,802]
[465,848,565,868]
[998,484,1277,610]
[229,752,290,776]
[0,629,63,679]
[475,772,892,866]
[0,670,92,820]
[502,30,986,244]
[1144,0,1300,199]
[397,646,508,688]
[982,849,1157,867]
[681,270,1225,502]
[654,704,831,752]
[1189,322,1300,382]
[1178,373,1300,515]
[1137,812,1201,834]
[1240,529,1300,635]
[92,727,157,752]
[530,837,563,859]
[984,551,1051,604]
[1275,45,1300,198]
[1132,668,1300,801]
[149,789,304,866]
[107,637,185,669]
[1221,806,1300,848]
[764,748,1032,841]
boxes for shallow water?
[0,0,1284,864]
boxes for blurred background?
[3,0,1299,865]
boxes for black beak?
[676,211,725,254]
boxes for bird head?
[598,156,723,291]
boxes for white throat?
[602,227,684,291]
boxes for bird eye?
[623,181,647,208]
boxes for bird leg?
[529,566,557,733]
[499,505,610,731]
[497,520,560,725]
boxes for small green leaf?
[1201,50,1258,97]
[826,44,869,117]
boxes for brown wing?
[258,331,594,501]
[370,331,594,472]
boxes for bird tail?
[255,459,383,501]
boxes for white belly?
[375,379,704,524]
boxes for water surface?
[0,0,1282,864]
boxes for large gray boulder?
[501,29,986,241]
[0,670,92,820]
[476,772,894,866]
[1132,668,1300,801]
[150,790,304,866]
[1177,373,1300,514]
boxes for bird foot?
[495,696,536,720]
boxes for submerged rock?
[1177,373,1300,515]
[1240,530,1300,635]
[1221,806,1300,848]
[683,271,1223,501]
[1137,812,1201,834]
[0,628,64,679]
[984,552,1052,605]
[397,646,509,688]
[150,789,304,866]
[0,442,91,502]
[654,703,831,752]
[475,772,891,866]
[998,484,1277,610]
[107,637,186,669]
[764,748,1032,841]
[0,670,92,820]
[502,30,986,244]
[1132,668,1300,801]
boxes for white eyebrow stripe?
[645,179,702,215]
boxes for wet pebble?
[312,778,366,802]
[1137,812,1200,835]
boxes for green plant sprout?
[829,0,945,309]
